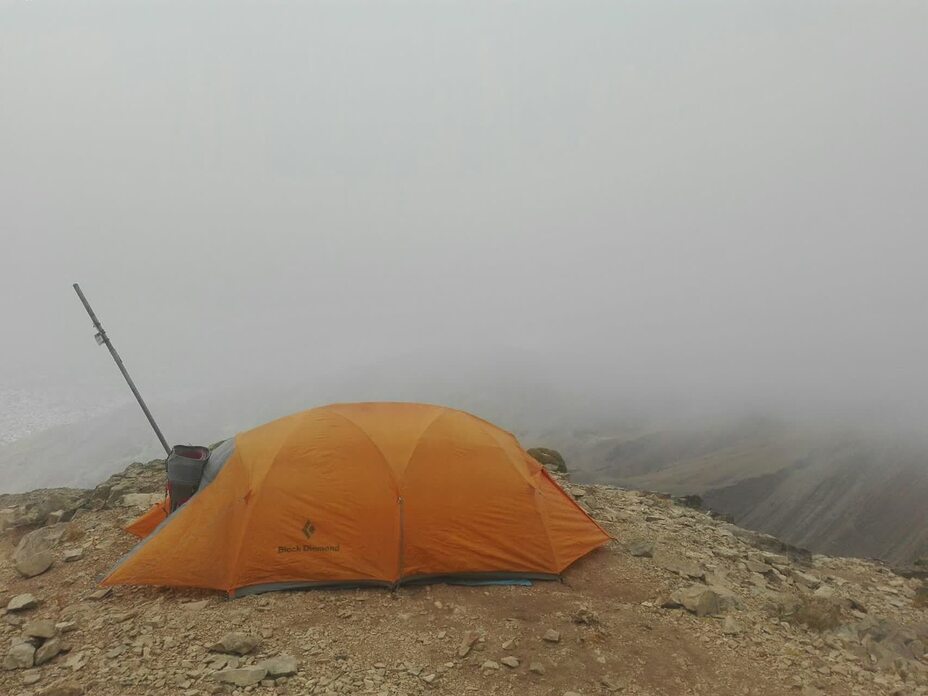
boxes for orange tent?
[124,497,169,539]
[106,402,610,596]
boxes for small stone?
[542,629,561,643]
[481,660,500,670]
[422,673,436,683]
[657,555,704,579]
[721,616,742,635]
[212,666,268,687]
[181,600,209,611]
[62,548,84,562]
[501,638,515,650]
[457,630,480,658]
[3,642,36,670]
[87,588,111,600]
[55,621,77,633]
[23,669,42,685]
[7,594,38,611]
[24,619,57,639]
[210,632,260,655]
[500,656,519,668]
[570,488,586,498]
[260,654,298,677]
[529,661,545,675]
[745,559,772,574]
[35,637,62,666]
[670,585,739,617]
[628,540,655,558]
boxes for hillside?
[561,417,928,566]
[1,461,926,695]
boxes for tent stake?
[72,282,171,456]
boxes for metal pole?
[72,283,172,456]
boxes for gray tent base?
[231,572,561,598]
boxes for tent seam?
[226,415,304,593]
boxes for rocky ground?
[1,461,927,696]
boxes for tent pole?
[72,283,172,456]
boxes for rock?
[210,631,260,655]
[529,661,545,674]
[7,594,39,611]
[657,555,704,579]
[62,548,84,562]
[457,630,480,657]
[726,525,813,565]
[14,524,70,561]
[721,616,742,634]
[15,550,55,578]
[1,491,87,531]
[23,619,57,639]
[760,552,789,567]
[745,559,773,574]
[260,654,298,677]
[628,540,655,558]
[181,600,209,611]
[119,492,164,509]
[671,585,739,617]
[602,675,626,692]
[38,682,84,696]
[213,666,268,687]
[543,629,561,643]
[573,607,598,625]
[35,637,62,666]
[915,582,927,608]
[480,660,500,670]
[500,656,519,668]
[526,447,568,473]
[23,669,42,685]
[55,621,77,634]
[570,487,586,498]
[86,588,111,600]
[3,642,36,670]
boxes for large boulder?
[15,550,55,578]
[12,523,73,578]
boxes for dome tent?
[105,402,611,596]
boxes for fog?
[2,1,928,459]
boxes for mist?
[2,1,928,463]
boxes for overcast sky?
[2,1,927,428]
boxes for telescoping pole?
[72,283,172,456]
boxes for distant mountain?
[563,416,928,565]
